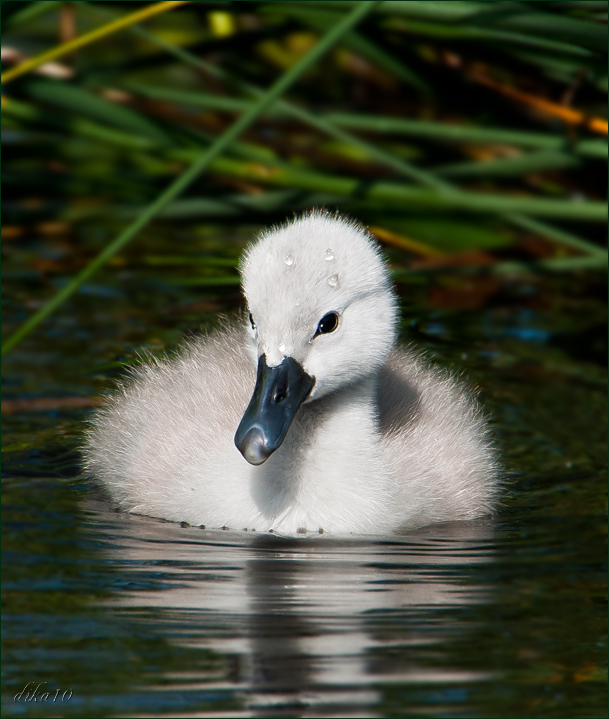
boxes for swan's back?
[378,348,498,528]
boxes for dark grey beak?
[235,355,314,465]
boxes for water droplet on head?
[327,274,339,287]
[284,254,294,266]
[325,248,335,261]
[278,342,286,353]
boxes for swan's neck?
[302,373,380,449]
[251,371,391,533]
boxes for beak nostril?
[273,386,288,404]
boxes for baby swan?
[84,212,498,535]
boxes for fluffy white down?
[84,211,499,535]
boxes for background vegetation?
[2,0,607,358]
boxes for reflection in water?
[85,498,494,717]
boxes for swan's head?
[234,211,398,465]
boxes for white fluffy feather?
[83,211,499,534]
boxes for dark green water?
[2,223,607,718]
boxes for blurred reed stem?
[1,1,192,85]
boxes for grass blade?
[276,1,606,52]
[322,113,608,155]
[21,78,174,145]
[2,1,64,30]
[1,1,192,85]
[264,5,431,93]
[392,252,608,277]
[271,2,597,55]
[436,150,581,178]
[506,215,607,257]
[200,155,606,221]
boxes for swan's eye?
[314,312,339,337]
[248,312,256,330]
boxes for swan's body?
[84,213,498,534]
